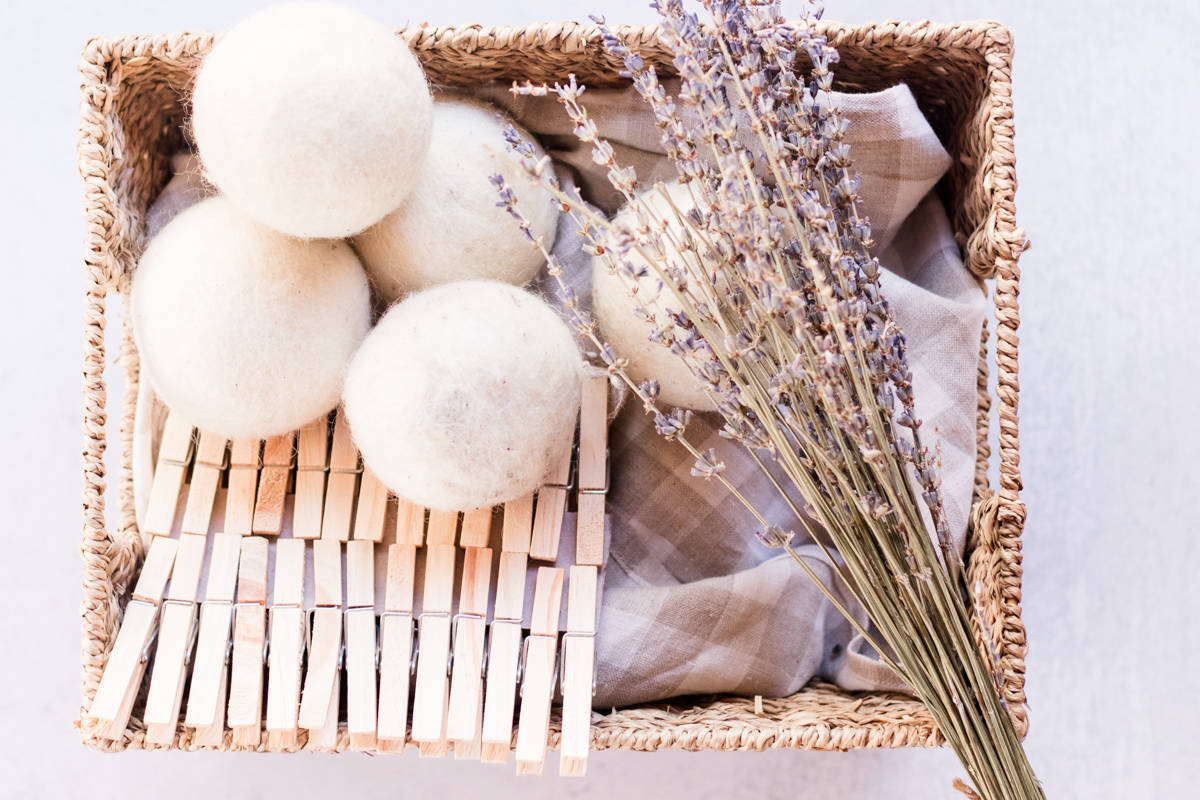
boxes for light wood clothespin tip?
[377,543,417,753]
[89,536,179,739]
[320,410,360,542]
[530,440,574,562]
[142,533,207,745]
[576,375,609,568]
[252,432,295,537]
[142,413,195,537]
[293,416,331,540]
[559,565,599,776]
[447,546,494,759]
[394,497,426,547]
[352,469,389,542]
[345,539,378,751]
[180,431,228,536]
[480,500,534,764]
[297,539,344,741]
[228,536,269,747]
[265,538,306,750]
[514,567,565,775]
[411,541,457,755]
[225,438,263,536]
[459,506,493,549]
[184,533,242,745]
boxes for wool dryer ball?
[352,99,560,304]
[592,181,714,410]
[191,4,433,238]
[132,196,372,439]
[343,280,582,511]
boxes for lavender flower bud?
[755,526,794,549]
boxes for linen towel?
[479,82,986,706]
[135,81,985,709]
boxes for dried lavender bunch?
[495,1,1043,797]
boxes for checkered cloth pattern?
[488,82,987,707]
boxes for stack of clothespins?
[87,374,609,776]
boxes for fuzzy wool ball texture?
[132,196,372,439]
[191,4,433,238]
[343,280,582,511]
[352,98,559,304]
[592,181,713,409]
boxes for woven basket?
[77,19,1027,753]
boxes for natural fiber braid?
[118,303,139,536]
[78,37,123,721]
[973,322,993,503]
[980,24,1029,731]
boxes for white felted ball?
[145,152,213,239]
[592,182,713,409]
[191,4,433,238]
[132,196,372,439]
[352,98,558,304]
[344,280,581,511]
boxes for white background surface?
[2,1,1197,797]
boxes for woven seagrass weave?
[77,19,1027,753]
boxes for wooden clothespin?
[447,545,494,758]
[377,542,417,753]
[180,431,228,536]
[227,536,269,746]
[298,538,344,747]
[395,497,426,547]
[224,439,262,535]
[352,468,389,542]
[411,511,458,756]
[501,495,534,555]
[514,567,565,775]
[184,533,242,745]
[320,410,360,541]
[142,533,207,745]
[556,374,609,773]
[265,538,307,749]
[252,432,294,537]
[479,496,535,764]
[559,565,598,776]
[344,539,378,750]
[376,496,424,752]
[576,375,609,567]
[426,510,459,549]
[142,429,230,745]
[142,412,194,536]
[89,537,178,739]
[293,417,330,540]
[459,506,492,549]
[530,442,574,562]
[90,412,196,738]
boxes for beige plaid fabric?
[484,82,986,707]
[139,82,984,709]
[591,194,984,707]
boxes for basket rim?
[79,18,1015,55]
